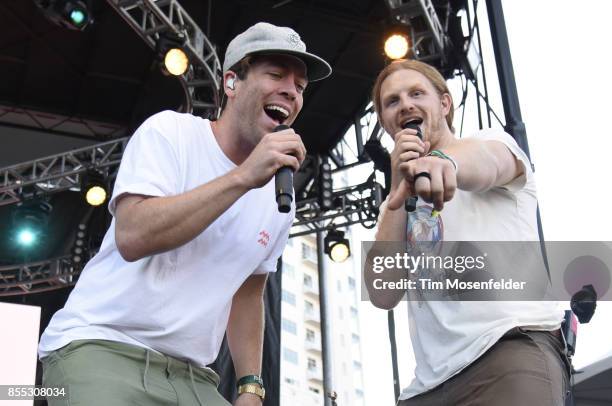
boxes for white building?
[279,231,365,406]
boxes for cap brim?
[249,49,332,82]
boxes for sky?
[353,1,612,405]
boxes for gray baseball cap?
[222,22,332,82]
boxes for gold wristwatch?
[237,383,265,401]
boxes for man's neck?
[429,126,457,151]
[210,112,252,165]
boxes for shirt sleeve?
[475,128,534,193]
[108,113,180,216]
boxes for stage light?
[324,230,351,263]
[72,223,87,265]
[69,8,86,26]
[17,229,37,247]
[317,160,334,211]
[81,171,108,207]
[164,48,189,76]
[384,33,410,60]
[34,0,92,31]
[85,185,106,206]
[11,201,52,249]
[157,33,190,76]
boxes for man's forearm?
[115,168,249,261]
[226,274,267,380]
[444,138,522,192]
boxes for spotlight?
[12,201,52,249]
[34,0,92,31]
[317,159,334,211]
[81,170,108,206]
[71,223,87,265]
[324,230,351,263]
[157,33,190,76]
[164,48,189,76]
[384,33,410,60]
[17,229,37,247]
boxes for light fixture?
[34,0,92,31]
[81,170,108,207]
[384,33,410,60]
[324,230,351,263]
[157,33,190,76]
[11,201,52,249]
[317,159,334,211]
[164,48,189,76]
[72,223,87,265]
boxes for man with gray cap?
[38,22,331,406]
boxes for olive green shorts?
[41,339,231,406]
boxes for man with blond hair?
[365,59,569,405]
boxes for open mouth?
[264,104,289,125]
[402,118,423,129]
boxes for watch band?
[238,383,266,400]
[236,375,264,388]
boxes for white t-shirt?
[378,128,564,400]
[38,111,293,367]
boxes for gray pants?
[399,328,571,406]
[41,339,231,406]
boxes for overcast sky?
[356,1,612,405]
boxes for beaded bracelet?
[427,150,458,173]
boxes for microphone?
[402,122,423,212]
[274,124,293,213]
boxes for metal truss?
[106,0,221,117]
[0,137,128,207]
[0,104,127,139]
[290,104,387,238]
[386,0,452,68]
[0,255,83,296]
[290,178,384,238]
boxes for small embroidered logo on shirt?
[258,230,270,247]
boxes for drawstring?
[143,350,150,392]
[188,362,204,406]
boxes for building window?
[282,289,296,306]
[352,333,360,344]
[338,306,344,320]
[337,280,342,292]
[302,243,317,262]
[304,300,314,313]
[350,306,358,319]
[282,318,297,335]
[306,328,315,342]
[303,274,313,288]
[348,276,356,290]
[283,347,298,364]
[309,387,320,394]
[284,377,297,385]
[283,262,295,278]
[355,389,364,397]
[353,360,362,370]
[307,357,317,370]
[287,237,294,247]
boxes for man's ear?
[441,93,452,116]
[223,71,238,96]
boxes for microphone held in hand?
[403,122,423,212]
[274,124,293,213]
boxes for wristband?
[427,150,458,173]
[237,375,264,389]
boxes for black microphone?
[274,124,293,213]
[402,122,423,212]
